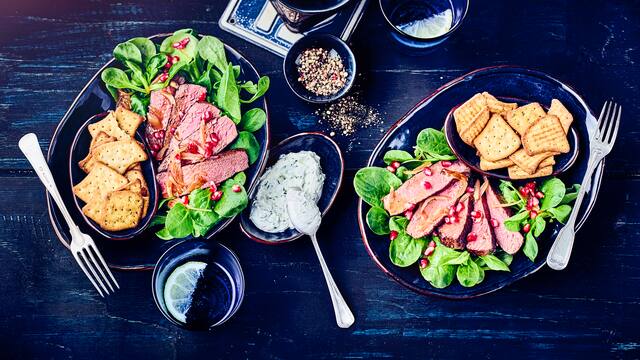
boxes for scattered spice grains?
[296,48,348,96]
[315,95,382,136]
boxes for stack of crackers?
[73,106,150,231]
[453,92,573,180]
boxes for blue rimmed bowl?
[240,132,344,244]
[69,113,159,240]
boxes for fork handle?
[547,154,602,270]
[19,133,80,236]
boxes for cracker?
[93,140,148,174]
[88,112,130,140]
[115,106,144,137]
[473,114,521,161]
[79,131,117,173]
[508,164,553,180]
[459,107,490,146]
[125,170,149,217]
[539,156,555,168]
[82,200,105,224]
[522,115,570,155]
[73,163,128,204]
[453,93,488,135]
[548,99,573,133]
[482,92,518,115]
[509,148,558,174]
[98,190,143,231]
[506,102,546,135]
[479,157,514,171]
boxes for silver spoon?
[286,187,355,329]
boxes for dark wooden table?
[2,0,639,358]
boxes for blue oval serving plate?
[46,33,270,270]
[69,113,159,240]
[358,66,605,298]
[239,132,344,244]
[444,96,580,180]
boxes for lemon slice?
[163,261,207,323]
[398,9,453,39]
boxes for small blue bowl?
[283,34,356,103]
[152,240,245,330]
[379,0,469,49]
[69,112,159,240]
[240,132,344,244]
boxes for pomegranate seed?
[232,184,242,193]
[532,197,540,207]
[150,143,160,151]
[175,153,181,160]
[180,37,190,46]
[171,55,180,64]
[204,148,213,157]
[473,217,482,223]
[535,191,545,199]
[523,223,531,233]
[386,166,396,173]
[150,150,157,157]
[404,210,413,220]
[520,187,529,196]
[164,61,172,69]
[471,210,482,219]
[422,181,432,190]
[389,230,398,241]
[444,216,451,224]
[490,218,499,228]
[441,160,452,167]
[159,72,168,82]
[405,203,416,211]
[424,246,435,257]
[456,202,464,213]
[527,197,534,208]
[211,190,223,201]
[467,233,477,242]
[466,187,475,194]
[530,210,538,219]
[423,168,433,176]
[208,184,217,192]
[391,161,401,169]
[419,259,429,269]
[429,240,436,248]
[453,216,460,223]
[209,133,219,144]
[182,196,189,205]
[198,92,207,102]
[172,42,182,49]
[525,181,536,189]
[448,207,456,216]
[187,142,199,153]
[202,110,214,122]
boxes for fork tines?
[72,242,119,297]
[597,101,621,146]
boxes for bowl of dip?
[239,132,344,244]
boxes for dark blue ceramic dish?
[444,97,580,180]
[379,0,469,48]
[239,132,344,244]
[358,66,604,298]
[152,240,245,330]
[68,113,159,240]
[283,34,356,103]
[46,33,270,270]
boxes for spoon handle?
[310,234,355,329]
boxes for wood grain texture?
[1,0,639,358]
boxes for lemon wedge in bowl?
[163,261,207,323]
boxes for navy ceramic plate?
[47,33,270,270]
[444,97,580,180]
[283,34,356,103]
[359,66,604,298]
[239,132,344,244]
[69,113,159,240]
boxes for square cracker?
[73,162,128,204]
[506,102,546,135]
[548,99,573,133]
[522,115,571,155]
[473,114,521,161]
[479,157,514,171]
[79,131,116,173]
[482,92,518,115]
[453,93,488,134]
[539,156,555,168]
[82,200,105,224]
[98,190,143,231]
[115,106,144,137]
[509,148,558,174]
[88,112,130,140]
[93,140,148,174]
[508,164,553,180]
[125,170,149,217]
[459,107,490,146]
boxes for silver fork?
[19,133,119,296]
[547,101,621,270]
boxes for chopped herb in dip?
[296,48,348,96]
[250,151,325,233]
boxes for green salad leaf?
[383,150,414,164]
[239,108,267,132]
[354,167,402,208]
[230,131,260,164]
[366,207,390,235]
[389,232,426,267]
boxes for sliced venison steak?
[406,177,468,239]
[383,161,470,215]
[145,90,174,151]
[485,183,524,254]
[438,194,473,250]
[466,192,496,256]
[162,84,207,150]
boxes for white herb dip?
[250,151,325,233]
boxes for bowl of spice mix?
[283,34,356,103]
